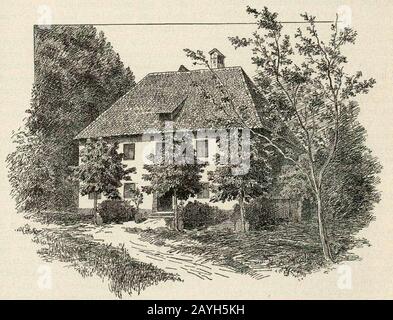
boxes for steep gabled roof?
[75,66,268,139]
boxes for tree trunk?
[238,196,246,232]
[173,190,183,231]
[316,192,333,262]
[93,192,98,224]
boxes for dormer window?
[159,113,172,121]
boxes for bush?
[232,198,285,231]
[182,201,228,230]
[97,200,136,224]
[134,211,147,224]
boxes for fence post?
[294,197,303,222]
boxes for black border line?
[33,21,337,26]
[32,19,339,82]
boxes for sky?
[0,0,393,298]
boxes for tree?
[30,26,135,139]
[73,138,135,217]
[6,130,67,213]
[322,102,381,221]
[185,6,376,261]
[208,135,273,232]
[142,151,206,231]
[8,25,135,212]
[128,187,144,215]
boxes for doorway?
[156,191,173,213]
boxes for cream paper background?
[0,0,392,299]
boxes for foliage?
[142,152,206,231]
[30,25,135,140]
[134,211,148,224]
[8,25,135,212]
[29,210,94,226]
[142,156,206,201]
[229,6,376,200]
[6,130,76,212]
[208,137,273,232]
[244,198,286,230]
[208,147,272,202]
[186,6,378,261]
[97,199,136,224]
[128,187,144,213]
[323,102,382,220]
[18,225,181,298]
[73,138,135,212]
[182,201,228,230]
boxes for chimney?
[209,48,225,69]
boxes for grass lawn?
[17,223,181,298]
[125,216,371,277]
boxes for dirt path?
[83,222,238,281]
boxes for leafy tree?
[185,7,377,261]
[128,187,144,214]
[6,130,74,213]
[8,25,135,212]
[208,136,273,232]
[142,151,206,231]
[73,138,135,216]
[30,25,135,138]
[323,102,381,221]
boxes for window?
[123,143,135,160]
[196,139,209,158]
[123,183,136,199]
[88,192,101,200]
[197,182,210,199]
[159,113,172,121]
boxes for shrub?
[97,200,136,224]
[182,201,228,230]
[232,198,285,231]
[134,211,147,224]
[245,199,274,230]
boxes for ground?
[11,210,372,299]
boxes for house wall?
[78,134,237,213]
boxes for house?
[75,48,274,216]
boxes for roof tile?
[75,66,266,139]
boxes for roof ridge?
[147,66,243,76]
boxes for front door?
[157,191,173,213]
